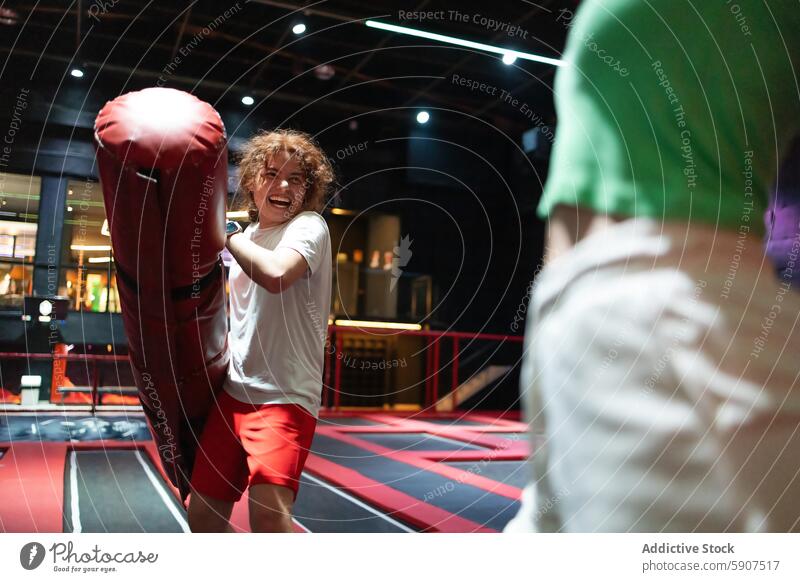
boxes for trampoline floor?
[0,410,528,533]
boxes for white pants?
[506,219,800,532]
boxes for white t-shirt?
[223,211,332,417]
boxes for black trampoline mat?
[354,432,486,451]
[294,473,413,533]
[444,460,529,490]
[63,449,186,533]
[310,434,519,531]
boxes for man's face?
[252,150,307,226]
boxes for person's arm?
[226,232,309,293]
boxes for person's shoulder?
[243,222,260,238]
[291,211,329,234]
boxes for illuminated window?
[0,173,40,309]
[58,179,121,313]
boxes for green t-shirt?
[538,0,800,234]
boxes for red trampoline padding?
[94,87,229,502]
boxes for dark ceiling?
[0,0,576,133]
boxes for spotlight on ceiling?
[241,96,254,106]
[70,68,84,78]
[292,23,307,35]
[502,52,518,65]
[0,7,20,25]
[416,110,430,124]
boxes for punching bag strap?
[114,258,223,301]
[171,259,224,301]
[114,261,140,294]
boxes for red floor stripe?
[330,426,530,459]
[315,427,524,500]
[0,442,67,533]
[363,412,525,430]
[304,454,495,533]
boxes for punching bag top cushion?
[94,87,226,170]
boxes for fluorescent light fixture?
[416,110,430,124]
[292,23,306,35]
[101,219,110,236]
[226,210,249,219]
[334,319,422,331]
[70,68,84,78]
[502,52,517,65]
[330,208,356,216]
[241,95,254,106]
[88,256,112,263]
[365,20,566,67]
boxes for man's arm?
[226,232,309,293]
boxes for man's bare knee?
[188,490,235,533]
[248,484,294,533]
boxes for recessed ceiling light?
[241,96,254,106]
[70,68,84,78]
[292,23,306,35]
[416,111,430,124]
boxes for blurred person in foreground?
[505,0,800,532]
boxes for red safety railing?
[0,352,134,413]
[0,326,524,412]
[324,325,524,411]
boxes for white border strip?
[292,518,311,533]
[302,472,415,533]
[69,450,82,533]
[133,449,191,533]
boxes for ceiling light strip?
[365,20,566,67]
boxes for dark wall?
[0,74,547,351]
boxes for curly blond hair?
[236,129,334,222]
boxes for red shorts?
[190,389,317,502]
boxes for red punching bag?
[94,88,229,501]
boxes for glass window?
[59,179,121,313]
[0,173,40,309]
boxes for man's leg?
[248,483,295,533]
[188,489,236,533]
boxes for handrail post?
[424,336,431,407]
[91,359,99,415]
[324,332,332,410]
[334,334,343,411]
[432,338,440,404]
[451,336,459,410]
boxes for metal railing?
[0,326,524,412]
